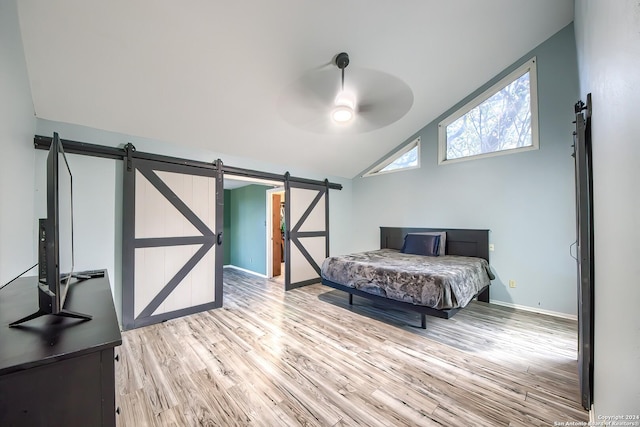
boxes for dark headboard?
[380,227,490,262]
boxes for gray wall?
[350,24,579,316]
[574,0,640,416]
[228,184,270,275]
[0,0,37,284]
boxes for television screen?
[9,132,91,327]
[57,142,74,304]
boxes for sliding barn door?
[573,96,594,410]
[122,157,223,330]
[285,178,329,290]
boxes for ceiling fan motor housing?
[335,52,349,70]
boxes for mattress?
[320,249,493,310]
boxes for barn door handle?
[217,232,223,245]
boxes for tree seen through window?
[439,57,538,164]
[380,145,418,172]
[446,72,532,160]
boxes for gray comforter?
[320,249,493,310]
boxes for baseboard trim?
[224,265,267,278]
[489,300,577,321]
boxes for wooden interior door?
[272,194,282,276]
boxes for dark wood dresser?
[0,272,122,426]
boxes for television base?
[9,308,92,327]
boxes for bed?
[320,227,494,328]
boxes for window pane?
[380,146,418,172]
[446,72,532,160]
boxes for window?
[363,137,420,177]
[438,57,539,164]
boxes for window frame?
[438,57,539,165]
[362,137,421,177]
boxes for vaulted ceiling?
[17,1,574,178]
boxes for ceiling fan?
[277,52,414,134]
[332,52,356,123]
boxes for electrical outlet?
[489,244,495,251]
[509,280,516,288]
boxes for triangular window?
[438,57,539,164]
[363,137,420,177]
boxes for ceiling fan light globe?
[332,106,354,123]
[334,91,356,110]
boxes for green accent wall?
[223,189,231,265]
[228,184,269,275]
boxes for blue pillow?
[401,234,440,257]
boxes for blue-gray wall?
[0,0,37,284]
[228,184,269,275]
[351,23,579,316]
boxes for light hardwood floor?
[115,268,588,426]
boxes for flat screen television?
[9,132,92,326]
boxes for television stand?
[8,279,93,327]
[9,307,92,327]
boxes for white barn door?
[284,178,329,290]
[122,157,223,330]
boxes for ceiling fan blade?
[357,103,376,113]
[357,88,414,126]
[277,68,338,128]
[277,65,413,134]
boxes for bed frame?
[321,227,491,329]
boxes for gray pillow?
[408,232,447,256]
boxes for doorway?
[224,176,281,278]
[266,187,286,283]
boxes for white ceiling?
[17,1,574,179]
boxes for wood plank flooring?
[115,268,588,426]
